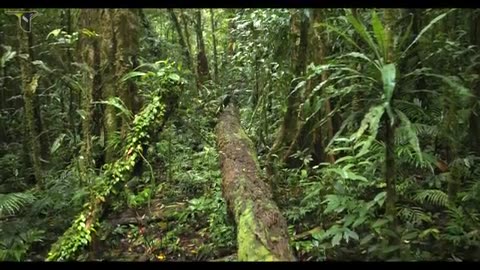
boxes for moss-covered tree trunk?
[101,9,117,163]
[18,24,43,186]
[216,103,295,261]
[113,9,141,140]
[180,10,193,65]
[77,9,102,180]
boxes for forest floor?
[89,105,238,261]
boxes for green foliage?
[46,61,183,261]
[0,191,35,218]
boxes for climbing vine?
[46,61,183,261]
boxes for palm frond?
[398,206,432,226]
[0,192,36,217]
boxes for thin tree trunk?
[383,8,398,236]
[469,10,480,155]
[102,10,117,163]
[210,8,219,83]
[18,23,43,186]
[168,9,193,71]
[195,10,211,88]
[180,10,193,65]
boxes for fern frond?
[414,189,449,208]
[413,123,438,138]
[398,206,432,226]
[0,192,36,217]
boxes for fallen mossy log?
[47,93,176,261]
[216,103,295,261]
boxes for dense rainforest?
[1,8,480,262]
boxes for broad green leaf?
[372,218,389,228]
[371,10,386,59]
[402,231,418,240]
[76,109,87,120]
[331,233,342,247]
[47,29,62,39]
[168,73,180,81]
[121,71,146,82]
[345,170,368,182]
[352,104,385,141]
[373,191,387,206]
[50,133,66,154]
[360,234,374,245]
[395,109,423,163]
[381,63,396,103]
[402,11,450,57]
[94,97,133,119]
[344,228,359,241]
[0,46,16,68]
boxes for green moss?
[236,202,279,261]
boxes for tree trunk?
[469,10,480,155]
[180,10,193,66]
[139,9,163,59]
[113,9,141,140]
[210,8,219,83]
[168,9,193,71]
[216,103,295,261]
[18,25,43,186]
[77,9,102,180]
[102,9,117,163]
[269,9,309,169]
[195,10,211,88]
[383,8,398,235]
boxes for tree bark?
[195,10,211,88]
[77,9,102,179]
[101,9,117,163]
[383,8,398,236]
[168,9,193,71]
[469,10,480,155]
[210,8,219,83]
[269,9,309,169]
[18,25,43,186]
[216,103,295,261]
[113,9,141,139]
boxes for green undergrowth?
[96,101,236,261]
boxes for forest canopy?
[1,8,480,261]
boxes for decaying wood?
[215,103,295,261]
